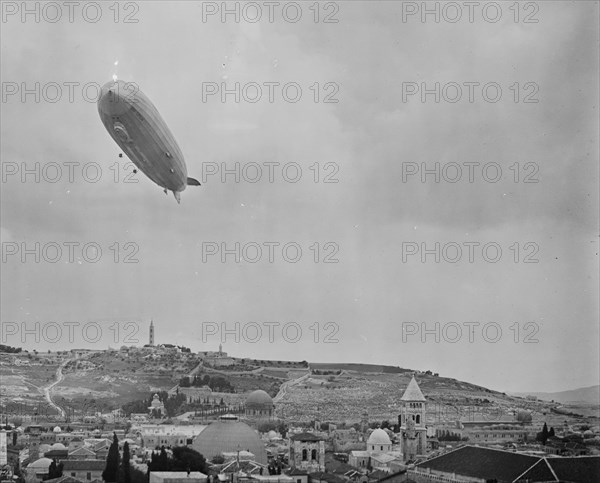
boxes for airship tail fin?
[187,177,201,186]
[173,191,181,204]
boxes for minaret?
[399,375,427,462]
[149,320,155,346]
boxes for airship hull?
[97,80,197,200]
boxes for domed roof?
[51,443,67,451]
[245,390,273,409]
[28,457,53,470]
[53,426,62,433]
[367,428,391,445]
[192,417,268,464]
[39,444,52,453]
[267,430,279,440]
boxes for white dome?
[51,443,67,451]
[28,458,52,470]
[367,428,391,445]
[53,426,62,433]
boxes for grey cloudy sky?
[1,1,598,394]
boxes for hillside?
[1,349,596,430]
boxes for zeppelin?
[97,80,200,203]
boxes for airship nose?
[98,81,130,116]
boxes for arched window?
[302,449,307,461]
[311,449,317,460]
[416,415,420,424]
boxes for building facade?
[288,433,325,473]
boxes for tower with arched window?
[399,375,427,462]
[288,432,325,472]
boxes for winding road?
[274,372,310,403]
[42,357,72,419]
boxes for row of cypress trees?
[102,433,131,483]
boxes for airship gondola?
[97,80,200,203]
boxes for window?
[311,449,317,460]
[380,446,383,451]
[302,449,307,461]
[416,415,420,424]
[87,473,91,480]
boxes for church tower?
[399,375,427,462]
[149,320,155,346]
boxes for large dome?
[367,428,391,445]
[192,417,268,464]
[245,390,273,409]
[51,443,67,451]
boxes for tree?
[277,422,288,439]
[121,442,131,483]
[536,423,549,445]
[549,427,555,437]
[258,421,278,433]
[44,459,63,480]
[129,467,147,483]
[103,433,120,483]
[158,447,169,471]
[170,446,208,474]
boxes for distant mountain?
[510,385,600,404]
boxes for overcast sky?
[1,1,598,394]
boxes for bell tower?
[399,375,427,462]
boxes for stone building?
[288,432,325,473]
[245,390,275,420]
